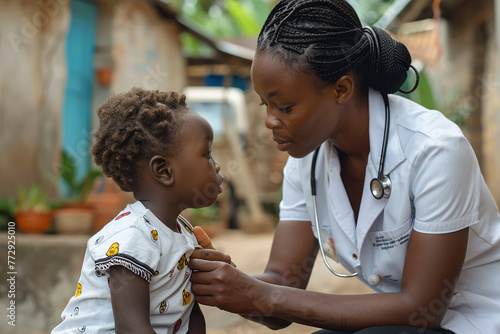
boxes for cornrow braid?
[257,0,412,95]
[91,87,189,192]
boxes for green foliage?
[60,151,102,203]
[346,0,399,26]
[16,184,50,213]
[168,0,273,57]
[189,205,219,226]
[399,70,473,127]
[0,196,16,229]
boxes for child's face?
[173,112,224,209]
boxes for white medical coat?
[279,89,500,334]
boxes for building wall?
[482,21,500,203]
[420,0,500,204]
[0,0,70,198]
[111,0,187,93]
[0,0,187,201]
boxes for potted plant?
[15,184,53,234]
[0,196,16,231]
[183,205,221,238]
[52,151,102,234]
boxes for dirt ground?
[200,230,374,334]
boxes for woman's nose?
[265,111,281,130]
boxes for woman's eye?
[205,150,212,159]
[278,106,292,113]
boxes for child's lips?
[218,176,224,193]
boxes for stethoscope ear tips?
[370,175,391,199]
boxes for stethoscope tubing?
[311,147,358,278]
[312,194,358,278]
[310,91,392,279]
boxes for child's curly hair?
[91,87,189,192]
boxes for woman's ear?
[149,155,174,186]
[334,75,355,104]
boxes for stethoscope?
[310,66,420,279]
[310,92,390,278]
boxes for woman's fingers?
[189,257,228,273]
[190,246,236,267]
[193,226,215,250]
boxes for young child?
[52,87,224,334]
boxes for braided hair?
[91,87,189,192]
[256,0,412,95]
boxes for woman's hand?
[190,227,257,314]
[190,252,270,315]
[193,226,215,250]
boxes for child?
[52,87,224,334]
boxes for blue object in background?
[205,74,248,91]
[62,0,98,191]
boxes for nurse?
[189,1,500,333]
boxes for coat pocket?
[368,218,413,283]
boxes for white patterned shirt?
[52,201,198,334]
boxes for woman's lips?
[273,137,292,151]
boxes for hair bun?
[366,26,412,95]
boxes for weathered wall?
[111,0,187,93]
[0,232,87,333]
[482,21,500,203]
[0,0,70,198]
[422,0,500,205]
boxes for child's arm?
[110,266,156,334]
[187,301,206,334]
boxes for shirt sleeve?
[91,226,160,283]
[412,134,480,233]
[279,157,311,222]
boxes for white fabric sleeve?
[91,226,160,283]
[279,157,311,222]
[412,135,480,233]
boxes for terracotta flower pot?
[15,211,52,234]
[53,207,94,234]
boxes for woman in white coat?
[189,1,500,333]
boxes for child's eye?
[205,150,212,159]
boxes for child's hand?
[193,226,215,250]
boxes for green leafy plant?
[188,205,220,226]
[60,151,102,204]
[0,196,16,229]
[16,183,50,213]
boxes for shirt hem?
[95,253,155,283]
[414,210,479,234]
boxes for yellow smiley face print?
[106,242,119,256]
[177,254,187,270]
[75,283,82,298]
[182,289,191,306]
[151,230,158,241]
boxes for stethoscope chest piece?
[370,175,391,199]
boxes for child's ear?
[149,155,174,186]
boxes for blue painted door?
[62,0,98,183]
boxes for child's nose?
[214,160,221,173]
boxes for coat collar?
[355,89,407,248]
